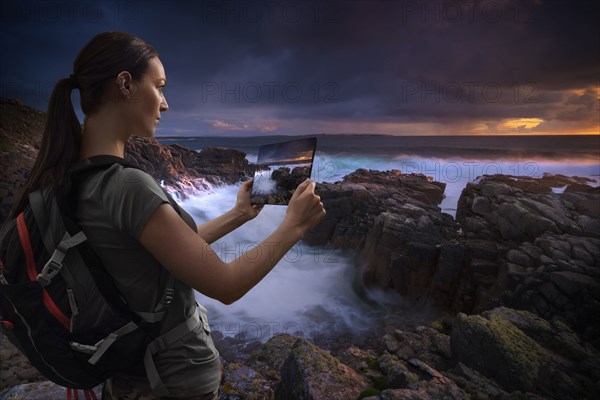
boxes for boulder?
[377,353,419,388]
[452,310,548,392]
[275,337,369,399]
[451,307,600,399]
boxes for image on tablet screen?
[250,137,317,206]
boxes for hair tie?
[69,73,79,89]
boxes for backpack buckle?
[37,257,63,287]
[163,289,174,306]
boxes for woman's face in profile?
[126,56,169,137]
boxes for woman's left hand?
[232,178,263,222]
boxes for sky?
[1,0,599,137]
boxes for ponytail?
[8,76,82,220]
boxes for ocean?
[156,134,600,344]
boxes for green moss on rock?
[451,311,550,392]
[276,337,368,399]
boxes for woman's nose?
[160,97,169,112]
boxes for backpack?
[0,155,197,398]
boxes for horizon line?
[156,133,600,138]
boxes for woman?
[9,31,326,399]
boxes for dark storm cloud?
[1,0,598,135]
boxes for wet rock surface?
[454,174,600,346]
[304,169,600,349]
[304,168,454,250]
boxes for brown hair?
[9,31,158,220]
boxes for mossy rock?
[377,353,420,389]
[275,337,368,399]
[247,333,298,386]
[451,311,550,392]
[484,307,587,360]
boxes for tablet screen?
[250,137,317,206]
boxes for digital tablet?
[250,137,318,206]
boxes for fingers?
[311,200,325,213]
[241,178,253,192]
[291,178,313,201]
[246,179,253,191]
[299,181,316,197]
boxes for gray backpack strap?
[31,186,88,287]
[144,307,201,397]
[87,320,140,365]
[68,320,140,364]
[36,231,87,287]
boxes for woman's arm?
[197,178,262,244]
[196,207,249,245]
[139,179,324,305]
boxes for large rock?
[501,233,600,345]
[495,201,561,241]
[304,169,452,249]
[453,174,600,343]
[451,307,600,399]
[452,311,549,392]
[457,174,600,242]
[275,337,369,399]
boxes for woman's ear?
[116,71,134,97]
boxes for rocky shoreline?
[305,168,600,348]
[1,97,600,399]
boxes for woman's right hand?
[283,178,326,237]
